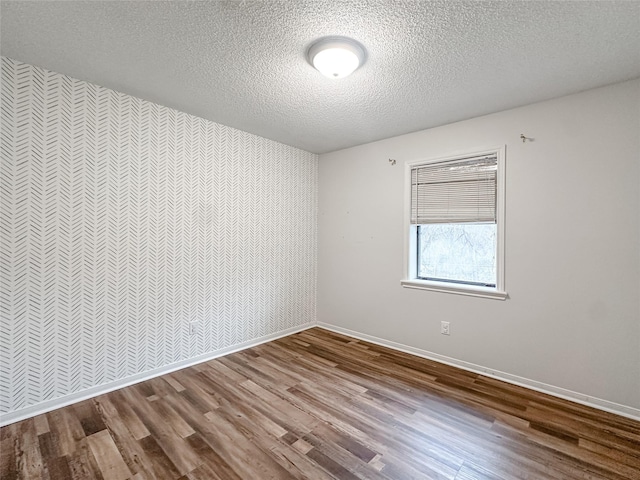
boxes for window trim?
[402,146,507,300]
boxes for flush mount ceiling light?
[307,36,366,79]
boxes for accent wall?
[0,57,318,421]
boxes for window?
[402,147,506,299]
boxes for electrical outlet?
[441,321,450,335]
[189,322,198,335]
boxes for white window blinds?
[410,154,497,224]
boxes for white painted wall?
[318,79,640,411]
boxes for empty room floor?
[1,328,639,479]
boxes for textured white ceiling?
[2,1,639,154]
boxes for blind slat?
[411,154,497,224]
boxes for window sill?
[401,279,508,300]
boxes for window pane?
[418,223,496,286]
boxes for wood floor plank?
[138,434,182,479]
[120,386,203,476]
[45,456,72,480]
[107,390,151,441]
[0,426,19,480]
[2,327,639,479]
[94,394,156,478]
[66,436,105,480]
[86,430,133,480]
[72,399,108,437]
[16,419,45,479]
[33,414,50,436]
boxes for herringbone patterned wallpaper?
[0,57,318,415]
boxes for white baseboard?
[3,321,638,426]
[316,322,640,422]
[0,323,315,427]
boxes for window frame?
[401,146,507,300]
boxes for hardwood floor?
[1,327,639,479]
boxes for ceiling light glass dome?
[307,36,366,79]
